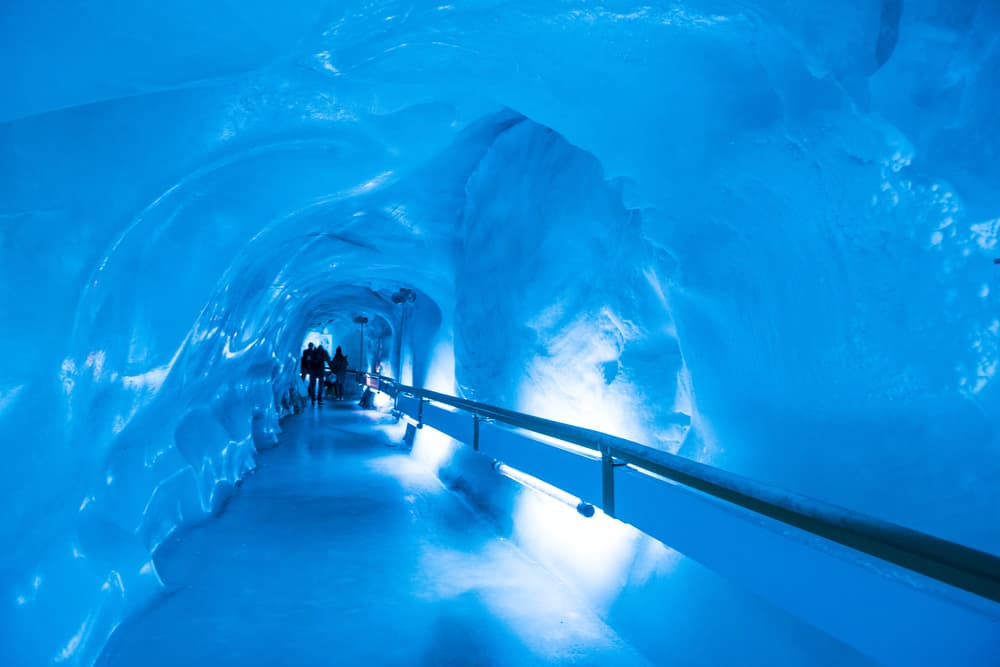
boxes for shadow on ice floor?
[97,403,652,666]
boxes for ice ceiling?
[1,1,999,664]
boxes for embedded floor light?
[492,461,596,518]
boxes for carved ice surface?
[1,1,998,664]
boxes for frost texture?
[1,0,999,664]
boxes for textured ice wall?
[2,0,999,664]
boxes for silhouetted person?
[330,346,348,400]
[309,344,331,404]
[300,342,315,381]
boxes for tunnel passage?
[4,2,1000,665]
[4,101,692,663]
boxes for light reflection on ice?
[0,384,24,416]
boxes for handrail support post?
[601,443,616,518]
[473,411,480,451]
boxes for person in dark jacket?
[330,346,348,400]
[300,343,315,382]
[310,344,331,403]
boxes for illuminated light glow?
[517,360,639,444]
[505,474,655,610]
[408,422,460,473]
[302,331,333,350]
[494,462,595,516]
[372,390,392,409]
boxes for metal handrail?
[360,371,1000,604]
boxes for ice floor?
[96,404,651,666]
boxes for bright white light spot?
[980,285,990,298]
[516,311,659,445]
[496,463,592,505]
[32,576,41,590]
[122,365,170,392]
[930,231,943,246]
[410,424,460,473]
[507,481,663,609]
[16,595,26,606]
[348,171,393,195]
[373,390,392,409]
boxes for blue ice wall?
[2,1,999,664]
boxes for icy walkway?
[97,404,650,666]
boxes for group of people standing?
[300,342,350,404]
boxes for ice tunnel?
[2,1,1000,665]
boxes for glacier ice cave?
[2,1,1000,665]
